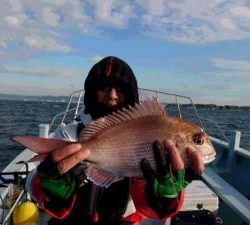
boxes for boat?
[0,88,250,225]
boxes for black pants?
[48,178,131,225]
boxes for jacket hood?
[84,56,139,119]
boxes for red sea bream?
[13,98,216,187]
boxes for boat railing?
[49,107,81,132]
[48,88,233,145]
[48,88,223,135]
[202,168,250,224]
[49,89,84,131]
[138,88,205,129]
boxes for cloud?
[231,6,250,19]
[42,0,68,7]
[1,0,250,60]
[205,58,250,81]
[0,82,75,96]
[0,64,82,78]
[139,1,250,43]
[0,1,76,57]
[136,0,166,16]
[24,31,73,53]
[42,7,62,27]
[89,55,104,63]
[0,40,8,49]
[212,58,250,71]
[90,0,134,28]
[205,71,250,81]
[220,18,237,30]
[4,14,27,27]
[8,0,23,12]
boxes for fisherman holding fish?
[19,56,214,225]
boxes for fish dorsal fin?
[80,98,166,141]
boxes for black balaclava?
[84,56,139,119]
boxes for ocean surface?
[0,99,250,171]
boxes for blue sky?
[0,0,250,106]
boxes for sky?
[0,0,250,106]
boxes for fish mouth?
[202,154,216,164]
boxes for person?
[26,56,204,225]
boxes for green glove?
[140,141,189,199]
[153,170,189,198]
[37,155,76,200]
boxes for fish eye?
[194,138,204,145]
[193,132,204,145]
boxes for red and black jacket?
[30,173,184,225]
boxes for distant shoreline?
[1,93,249,108]
[0,93,71,103]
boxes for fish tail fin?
[11,135,74,156]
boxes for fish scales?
[80,115,201,177]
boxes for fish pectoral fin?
[85,165,123,188]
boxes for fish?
[12,98,216,187]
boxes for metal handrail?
[139,88,205,130]
[49,89,84,131]
[60,89,84,124]
[48,88,224,138]
[49,108,76,131]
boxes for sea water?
[0,99,250,171]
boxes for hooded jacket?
[27,56,184,225]
[84,56,139,119]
